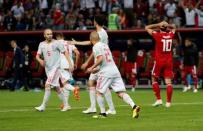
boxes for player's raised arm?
[145,23,161,35]
[73,47,80,69]
[71,39,91,46]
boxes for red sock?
[166,84,173,103]
[152,82,161,100]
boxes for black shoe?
[92,113,107,118]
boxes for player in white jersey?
[88,31,140,118]
[56,32,80,110]
[72,15,116,114]
[35,29,73,112]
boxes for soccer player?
[72,15,116,115]
[181,38,199,93]
[87,31,140,118]
[145,21,176,108]
[35,29,73,112]
[56,32,80,110]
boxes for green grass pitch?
[0,89,203,131]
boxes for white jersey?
[58,39,77,69]
[97,28,108,44]
[37,40,65,72]
[93,42,120,77]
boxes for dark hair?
[55,32,64,38]
[94,15,104,26]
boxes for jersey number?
[161,39,172,52]
[104,48,112,62]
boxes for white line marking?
[0,102,203,113]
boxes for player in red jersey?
[145,21,176,108]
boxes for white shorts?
[45,68,60,87]
[89,73,98,81]
[59,69,72,84]
[96,76,126,94]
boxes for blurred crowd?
[0,0,203,31]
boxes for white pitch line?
[0,102,203,113]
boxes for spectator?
[80,0,95,10]
[39,0,48,15]
[164,0,177,18]
[118,8,126,29]
[11,1,24,19]
[195,0,203,27]
[3,10,16,31]
[123,0,134,28]
[53,3,64,30]
[180,0,196,27]
[153,0,166,17]
[108,7,120,30]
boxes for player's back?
[152,31,174,61]
[93,42,120,77]
[97,28,108,45]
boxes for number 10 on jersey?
[162,39,172,52]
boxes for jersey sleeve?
[37,43,42,55]
[93,44,103,58]
[57,41,66,53]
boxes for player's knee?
[87,80,96,87]
[45,84,51,90]
[96,92,103,96]
[117,92,124,98]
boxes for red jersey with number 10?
[152,31,175,62]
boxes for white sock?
[122,93,135,108]
[56,87,67,107]
[41,88,51,107]
[96,94,105,113]
[63,87,70,106]
[89,87,96,109]
[104,88,115,111]
[64,83,75,91]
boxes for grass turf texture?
[0,89,203,131]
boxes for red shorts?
[182,65,197,76]
[125,62,135,74]
[151,60,173,78]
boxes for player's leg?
[164,63,174,107]
[192,66,198,93]
[181,67,189,92]
[82,78,97,114]
[151,76,162,106]
[151,61,162,106]
[111,77,140,118]
[165,78,173,107]
[104,88,116,115]
[60,69,80,101]
[93,76,110,118]
[35,84,51,111]
[55,86,70,111]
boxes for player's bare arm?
[73,48,80,69]
[71,38,91,45]
[145,23,160,35]
[86,55,103,73]
[81,53,94,70]
[36,54,44,67]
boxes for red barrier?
[0,28,203,36]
